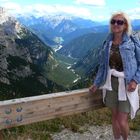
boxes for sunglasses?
[110,19,125,25]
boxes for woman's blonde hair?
[109,11,132,35]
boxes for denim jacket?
[94,33,140,87]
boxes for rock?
[51,124,140,140]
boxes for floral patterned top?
[109,44,123,72]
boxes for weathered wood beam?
[0,88,103,130]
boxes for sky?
[0,0,140,21]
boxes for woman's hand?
[127,80,137,92]
[89,85,97,93]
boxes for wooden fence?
[0,88,104,130]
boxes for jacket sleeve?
[132,34,140,83]
[93,43,105,87]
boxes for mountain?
[63,25,108,44]
[17,14,101,47]
[58,32,107,59]
[132,19,140,26]
[0,7,58,99]
[0,8,78,100]
[72,18,100,28]
[17,15,57,46]
[73,46,101,76]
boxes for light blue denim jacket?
[94,33,140,87]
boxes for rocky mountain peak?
[0,7,13,24]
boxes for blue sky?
[0,0,140,21]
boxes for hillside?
[0,8,78,100]
[58,32,107,59]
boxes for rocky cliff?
[0,7,63,100]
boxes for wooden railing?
[0,88,104,130]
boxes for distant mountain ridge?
[58,32,107,58]
[17,14,140,47]
[63,25,108,45]
[17,14,102,46]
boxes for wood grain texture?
[0,88,103,130]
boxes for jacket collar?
[105,32,130,43]
[122,33,130,42]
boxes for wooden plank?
[0,88,103,130]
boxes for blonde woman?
[89,12,140,140]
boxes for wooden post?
[0,88,103,130]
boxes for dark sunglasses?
[110,19,125,25]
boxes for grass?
[45,63,78,87]
[1,108,140,140]
[55,53,77,65]
[43,54,79,88]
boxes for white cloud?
[126,8,140,20]
[0,0,10,2]
[0,2,93,19]
[75,0,105,6]
[52,5,92,18]
[1,2,21,11]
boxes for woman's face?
[110,15,127,34]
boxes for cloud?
[0,0,10,2]
[126,8,140,19]
[1,2,21,11]
[0,2,93,19]
[75,0,105,6]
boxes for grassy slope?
[43,53,79,88]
